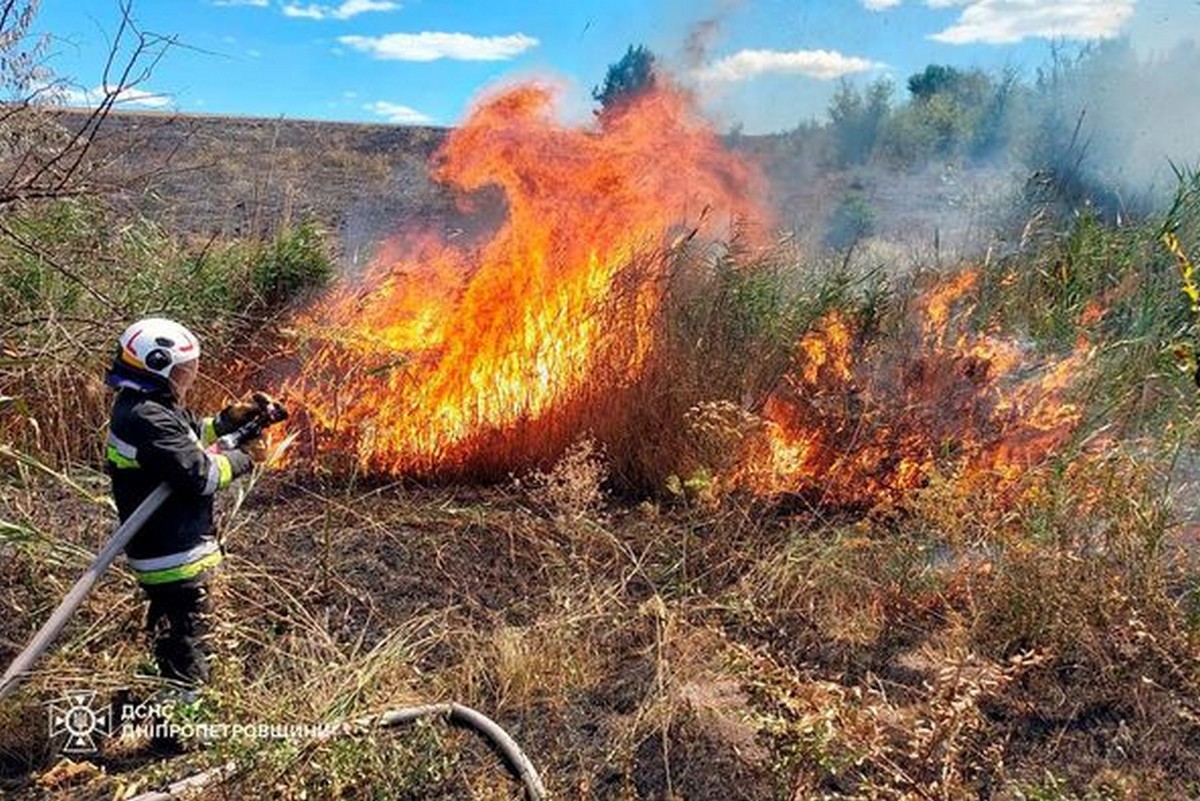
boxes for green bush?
[824,192,876,250]
[974,170,1200,442]
[593,44,656,115]
[876,107,938,166]
[827,78,893,167]
[249,222,333,305]
[0,200,336,464]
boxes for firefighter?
[104,317,266,695]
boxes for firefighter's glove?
[223,447,254,480]
[216,391,277,433]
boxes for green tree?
[907,64,962,102]
[827,78,893,167]
[877,64,1000,165]
[593,44,656,113]
[968,67,1023,160]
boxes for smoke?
[683,18,720,70]
[692,34,1200,260]
[1034,38,1200,204]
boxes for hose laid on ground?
[1,486,548,797]
[126,702,547,801]
[1,413,284,701]
[1,424,546,797]
[0,483,173,702]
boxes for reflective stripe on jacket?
[106,388,252,585]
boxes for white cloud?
[338,31,538,61]
[364,100,433,124]
[59,85,171,109]
[695,48,883,82]
[117,88,171,108]
[931,0,1136,44]
[863,0,902,10]
[282,0,400,20]
[281,4,323,18]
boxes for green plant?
[827,78,893,167]
[250,222,334,306]
[593,44,657,114]
[824,192,876,250]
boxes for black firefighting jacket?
[105,388,252,585]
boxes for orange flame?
[281,80,1089,509]
[748,274,1090,506]
[922,269,978,345]
[286,83,766,474]
[799,312,853,385]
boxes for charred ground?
[1,100,1199,800]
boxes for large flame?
[284,79,1090,508]
[286,83,766,474]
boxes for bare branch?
[0,0,177,208]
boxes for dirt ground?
[0,472,782,800]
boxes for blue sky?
[33,0,1200,133]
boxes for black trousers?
[143,580,211,686]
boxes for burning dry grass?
[5,195,1200,796]
[721,451,1200,797]
[4,81,1200,800]
[282,82,770,481]
[275,83,1098,522]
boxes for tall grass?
[4,175,1200,798]
[0,199,334,466]
[598,234,888,492]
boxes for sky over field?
[35,0,1200,132]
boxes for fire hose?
[0,482,174,702]
[0,409,283,703]
[0,405,548,798]
[125,703,547,801]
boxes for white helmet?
[115,317,201,380]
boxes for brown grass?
[4,421,1199,799]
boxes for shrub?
[824,192,876,251]
[521,437,608,521]
[593,44,657,115]
[0,201,334,466]
[249,222,334,306]
[827,78,893,167]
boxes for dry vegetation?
[1,12,1200,791]
[3,159,1200,801]
[64,110,456,251]
[1,0,1198,794]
